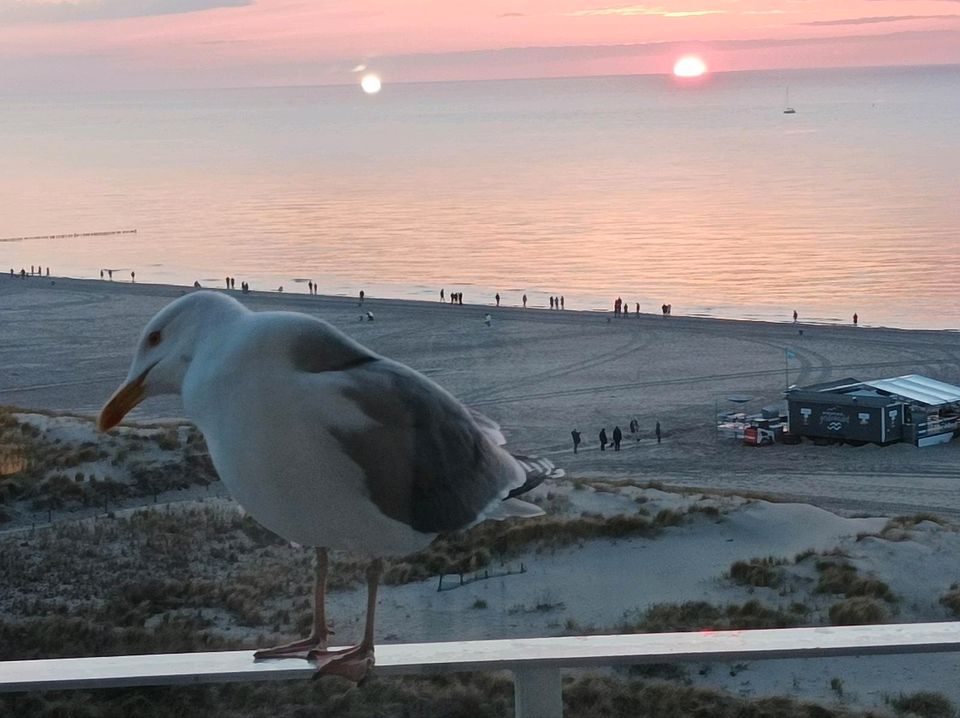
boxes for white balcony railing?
[3,623,960,717]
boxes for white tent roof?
[862,374,960,407]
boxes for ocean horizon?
[2,63,958,329]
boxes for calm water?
[1,65,958,328]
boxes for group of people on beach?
[6,268,865,330]
[612,298,649,317]
[98,269,135,282]
[11,266,50,279]
[438,289,567,310]
[571,419,661,454]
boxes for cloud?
[565,5,724,17]
[0,0,250,23]
[798,14,960,25]
[499,11,525,17]
[369,28,960,73]
[742,9,786,15]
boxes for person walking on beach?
[571,429,581,454]
[440,288,445,302]
[522,294,527,308]
[495,293,500,307]
[613,426,622,451]
[359,289,365,305]
[655,421,662,444]
[130,271,135,283]
[550,297,554,310]
[599,428,608,451]
[561,296,565,310]
[853,313,858,326]
[793,309,798,322]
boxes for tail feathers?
[505,453,565,500]
[485,497,545,521]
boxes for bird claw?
[308,645,375,684]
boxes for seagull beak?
[98,364,153,431]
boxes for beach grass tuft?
[728,556,787,588]
[828,597,888,626]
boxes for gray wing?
[288,318,379,372]
[330,359,525,533]
[287,320,524,534]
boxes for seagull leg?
[254,547,333,660]
[309,557,382,683]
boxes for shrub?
[653,509,684,527]
[622,599,805,634]
[939,586,960,617]
[828,597,888,626]
[156,429,181,451]
[815,559,895,602]
[888,691,955,718]
[729,557,785,588]
[847,577,895,602]
[888,513,948,529]
[816,561,858,594]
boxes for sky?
[1,0,959,91]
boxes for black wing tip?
[505,454,565,499]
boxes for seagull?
[98,291,561,682]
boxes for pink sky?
[0,0,958,90]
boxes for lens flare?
[360,74,382,94]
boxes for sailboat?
[783,86,796,114]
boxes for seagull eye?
[147,330,162,348]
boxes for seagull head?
[98,291,245,431]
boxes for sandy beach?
[2,273,959,519]
[4,273,960,714]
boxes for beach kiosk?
[786,374,960,447]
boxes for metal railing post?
[513,666,562,718]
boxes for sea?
[1,64,958,329]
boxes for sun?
[673,56,707,78]
[360,73,382,94]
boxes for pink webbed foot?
[253,632,333,661]
[309,644,375,684]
